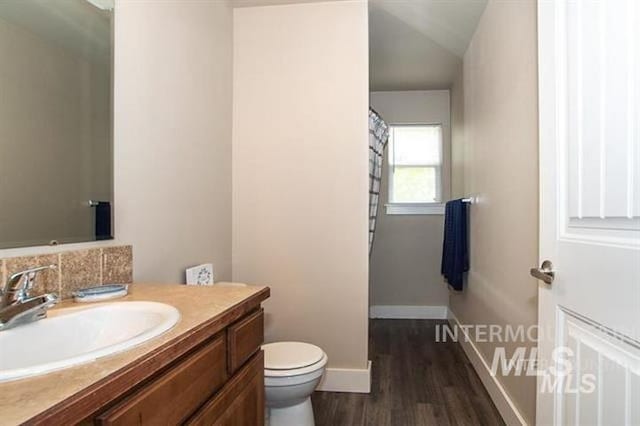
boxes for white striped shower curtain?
[369,108,389,255]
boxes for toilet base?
[267,397,314,426]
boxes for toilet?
[262,341,328,426]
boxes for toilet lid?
[262,342,324,370]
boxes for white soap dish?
[73,284,129,303]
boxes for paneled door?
[537,0,640,425]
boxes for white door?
[537,0,640,425]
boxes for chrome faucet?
[0,265,59,331]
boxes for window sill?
[384,203,445,215]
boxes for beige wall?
[0,0,234,285]
[232,1,370,370]
[449,0,539,423]
[113,0,233,283]
[0,15,110,247]
[369,91,450,307]
[450,65,465,199]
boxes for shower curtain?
[369,108,389,255]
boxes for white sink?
[0,301,180,383]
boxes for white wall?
[449,0,539,423]
[0,0,234,285]
[232,0,370,377]
[369,91,451,309]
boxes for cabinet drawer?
[227,309,264,373]
[186,351,264,426]
[96,334,227,426]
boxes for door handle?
[530,260,555,284]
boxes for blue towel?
[95,201,112,240]
[441,199,469,291]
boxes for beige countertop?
[0,283,269,426]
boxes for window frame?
[385,123,445,215]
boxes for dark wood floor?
[312,319,505,426]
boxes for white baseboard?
[369,305,448,319]
[316,361,372,393]
[447,311,528,426]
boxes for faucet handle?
[22,270,39,293]
[4,265,57,301]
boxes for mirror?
[0,0,113,249]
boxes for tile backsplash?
[0,245,133,300]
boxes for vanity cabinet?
[0,285,270,426]
[24,298,267,426]
[186,352,264,426]
[226,309,265,374]
[95,308,265,426]
[96,334,229,425]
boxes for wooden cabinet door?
[187,351,264,426]
[227,308,264,374]
[96,335,227,426]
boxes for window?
[386,124,444,215]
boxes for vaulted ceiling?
[235,0,488,91]
[369,0,486,91]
